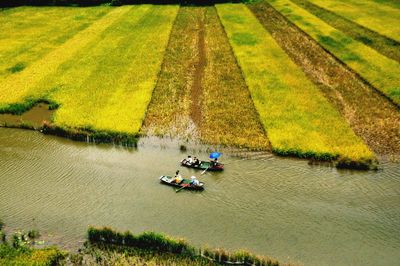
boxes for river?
[0,128,399,265]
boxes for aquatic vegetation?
[216,3,374,166]
[0,225,65,265]
[87,226,282,265]
[266,0,400,106]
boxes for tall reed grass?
[87,226,282,265]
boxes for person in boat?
[210,158,218,167]
[186,155,193,165]
[190,176,200,186]
[193,157,201,166]
[173,170,183,184]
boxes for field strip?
[290,0,400,63]
[266,0,400,106]
[32,5,151,132]
[142,6,270,150]
[39,5,179,134]
[249,2,400,157]
[141,6,199,138]
[93,5,179,134]
[201,6,270,149]
[0,6,132,107]
[0,6,110,81]
[216,3,374,164]
[306,0,400,43]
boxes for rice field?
[0,5,178,134]
[215,3,374,164]
[248,1,400,157]
[265,0,400,106]
[2,2,399,167]
[142,6,270,150]
[307,0,400,42]
[0,6,110,81]
[290,0,400,62]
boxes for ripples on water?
[0,128,399,266]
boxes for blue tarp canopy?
[209,152,222,159]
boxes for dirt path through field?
[249,2,400,158]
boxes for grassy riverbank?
[83,226,282,265]
[0,220,65,265]
[0,221,286,265]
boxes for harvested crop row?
[0,6,132,108]
[248,2,400,157]
[265,0,400,106]
[216,3,374,166]
[141,6,202,138]
[290,0,400,63]
[142,6,270,150]
[307,0,400,42]
[0,6,110,81]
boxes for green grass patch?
[0,225,65,266]
[6,62,26,73]
[0,246,64,266]
[216,3,375,166]
[266,0,400,106]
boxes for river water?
[0,128,399,265]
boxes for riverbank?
[0,222,285,265]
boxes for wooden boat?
[181,158,224,171]
[159,175,204,190]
